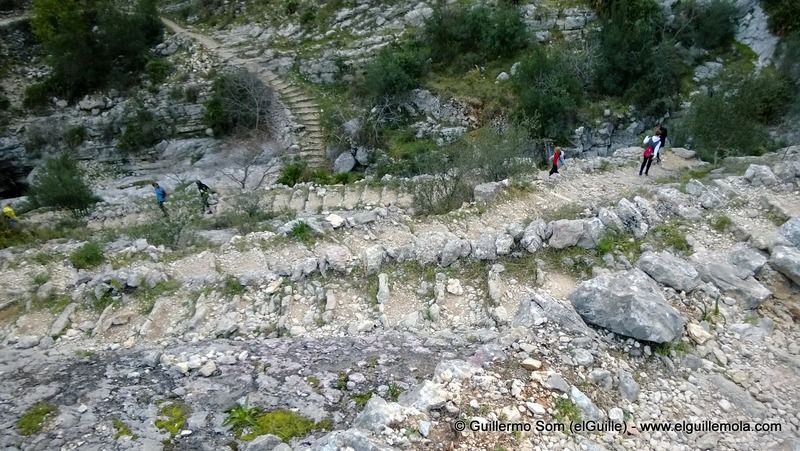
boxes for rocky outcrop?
[569,269,686,343]
[636,251,701,293]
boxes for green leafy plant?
[221,275,245,297]
[387,383,402,401]
[289,222,315,244]
[112,417,136,439]
[28,153,98,217]
[145,58,173,85]
[351,391,373,409]
[69,241,104,269]
[63,125,87,149]
[762,0,800,36]
[553,398,580,424]
[674,0,737,51]
[118,104,165,153]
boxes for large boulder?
[521,219,549,253]
[353,396,416,432]
[333,151,356,174]
[690,253,772,308]
[597,207,624,232]
[548,218,605,250]
[414,231,458,265]
[780,217,800,248]
[615,198,648,238]
[769,245,800,286]
[548,219,585,249]
[511,290,592,336]
[636,251,701,292]
[474,181,505,203]
[568,269,686,343]
[744,164,779,186]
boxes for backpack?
[643,138,655,159]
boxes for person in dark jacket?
[195,180,215,214]
[656,125,668,164]
[152,182,168,217]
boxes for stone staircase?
[160,17,328,168]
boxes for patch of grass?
[92,291,118,313]
[32,252,63,266]
[677,166,715,191]
[553,398,580,424]
[709,213,733,232]
[112,417,136,439]
[17,402,58,436]
[220,275,245,298]
[136,280,180,314]
[765,209,788,226]
[541,203,586,222]
[648,222,691,255]
[306,376,320,389]
[351,391,373,409]
[387,383,402,402]
[225,405,332,442]
[33,272,50,287]
[539,246,596,278]
[32,294,71,315]
[653,340,691,357]
[595,230,641,260]
[154,401,190,437]
[69,242,105,269]
[289,222,315,244]
[334,372,348,391]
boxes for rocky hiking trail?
[2,147,800,450]
[160,17,327,168]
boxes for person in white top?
[639,129,662,176]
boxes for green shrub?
[674,0,737,51]
[31,0,163,100]
[513,45,582,139]
[732,67,793,124]
[63,125,87,149]
[22,81,51,111]
[118,105,165,152]
[221,275,245,297]
[28,153,97,217]
[277,160,309,187]
[455,124,536,181]
[425,4,528,72]
[184,85,200,103]
[154,402,189,437]
[593,0,685,115]
[762,0,800,36]
[289,222,314,244]
[69,242,104,269]
[361,43,429,102]
[709,213,732,232]
[145,58,173,85]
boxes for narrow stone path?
[160,17,328,168]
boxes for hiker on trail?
[639,129,662,177]
[195,180,215,214]
[549,146,563,176]
[152,182,168,217]
[656,125,668,164]
[3,203,18,227]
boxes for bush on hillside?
[674,0,737,51]
[30,0,162,100]
[360,43,430,103]
[69,241,104,269]
[28,153,97,217]
[593,0,685,115]
[762,0,800,36]
[425,4,528,72]
[455,124,537,181]
[118,105,166,152]
[674,93,768,162]
[513,46,583,140]
[732,67,794,124]
[204,69,273,135]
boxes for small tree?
[28,153,97,217]
[204,69,273,136]
[218,135,282,191]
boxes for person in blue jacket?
[152,182,168,217]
